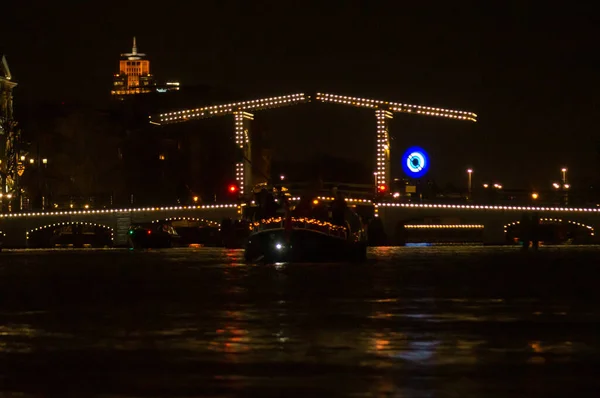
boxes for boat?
[127,222,182,248]
[220,218,252,248]
[128,218,228,249]
[244,205,368,263]
[169,218,222,247]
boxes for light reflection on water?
[1,246,600,396]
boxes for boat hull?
[244,228,367,263]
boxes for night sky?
[1,2,597,190]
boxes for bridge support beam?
[375,110,393,191]
[233,111,254,196]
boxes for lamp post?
[552,181,570,206]
[560,168,569,206]
[373,172,378,196]
[29,156,49,210]
[466,168,473,200]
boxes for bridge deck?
[3,199,600,221]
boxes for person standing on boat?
[520,213,531,250]
[274,185,288,216]
[531,212,541,249]
[293,195,313,218]
[263,190,278,219]
[254,189,265,220]
[331,191,347,226]
[310,199,329,221]
[283,194,293,243]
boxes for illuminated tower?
[111,37,155,98]
[1,53,22,208]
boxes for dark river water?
[1,246,599,397]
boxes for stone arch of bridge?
[26,221,115,245]
[150,217,220,227]
[388,216,485,245]
[503,217,595,244]
[393,216,476,229]
[503,217,595,234]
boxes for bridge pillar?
[233,111,254,196]
[374,110,393,190]
[483,219,506,245]
[114,210,132,246]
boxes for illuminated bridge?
[149,92,477,195]
[1,199,599,248]
[3,94,595,248]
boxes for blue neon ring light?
[402,146,429,178]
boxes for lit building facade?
[0,54,16,121]
[111,37,179,99]
[1,53,21,205]
[111,37,155,97]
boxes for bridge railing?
[250,217,348,240]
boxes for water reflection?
[208,312,251,358]
[0,246,599,396]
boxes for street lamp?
[373,172,378,195]
[560,168,569,206]
[553,182,570,206]
[27,156,50,210]
[280,175,285,181]
[466,169,473,199]
[531,192,539,200]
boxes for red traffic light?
[228,184,238,194]
[377,184,387,193]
